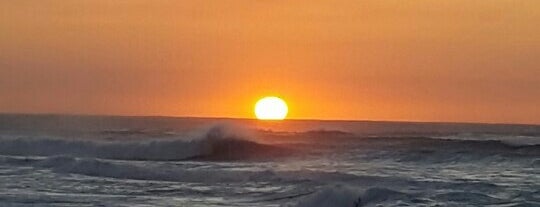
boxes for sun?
[254,97,288,120]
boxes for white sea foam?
[284,185,361,207]
[34,155,277,183]
[285,186,416,207]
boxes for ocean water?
[0,114,539,207]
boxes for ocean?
[0,114,538,207]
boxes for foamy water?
[0,115,539,206]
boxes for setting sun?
[254,97,288,120]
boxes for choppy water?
[0,114,539,206]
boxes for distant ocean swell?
[346,136,540,164]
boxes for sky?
[1,0,539,124]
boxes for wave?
[261,131,540,163]
[434,133,540,146]
[0,155,280,183]
[3,154,525,206]
[263,129,540,149]
[285,185,418,207]
[1,156,407,185]
[352,137,540,164]
[0,155,382,184]
[0,125,289,161]
[285,185,525,207]
[41,156,281,183]
[285,185,361,207]
[405,137,540,158]
[1,124,537,163]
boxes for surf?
[0,125,290,161]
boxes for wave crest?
[285,186,415,207]
[0,125,287,161]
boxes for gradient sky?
[1,0,539,124]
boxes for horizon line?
[1,112,539,127]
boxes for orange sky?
[1,0,539,124]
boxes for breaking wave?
[0,125,288,161]
[285,185,419,207]
[0,124,537,163]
